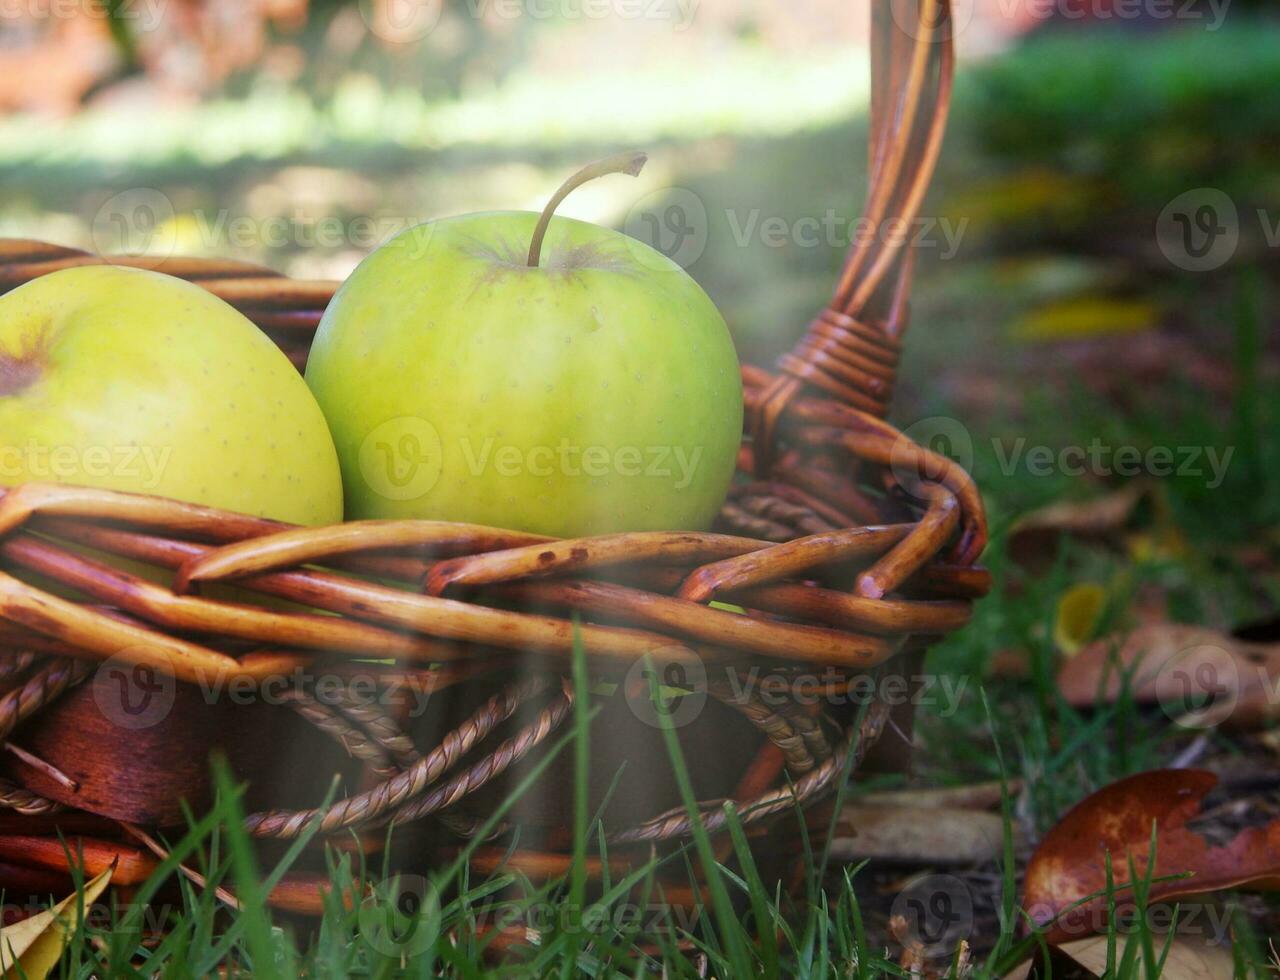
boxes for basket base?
[419,676,767,832]
[1,653,923,838]
[3,680,353,826]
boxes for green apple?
[306,153,742,538]
[0,265,342,525]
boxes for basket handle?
[759,0,955,432]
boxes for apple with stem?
[306,151,743,538]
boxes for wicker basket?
[0,0,981,913]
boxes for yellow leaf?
[1013,297,1158,342]
[944,169,1099,234]
[1053,582,1107,656]
[1126,524,1191,563]
[0,865,113,979]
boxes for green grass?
[26,516,1280,976]
[25,663,1275,976]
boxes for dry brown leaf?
[1060,330,1238,403]
[1057,623,1280,730]
[1023,769,1280,944]
[1053,934,1234,980]
[891,913,927,975]
[1009,483,1151,567]
[831,805,1015,864]
[860,780,1019,811]
[1001,933,1235,980]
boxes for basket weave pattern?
[0,0,979,884]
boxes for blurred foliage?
[0,17,1275,544]
[965,21,1280,210]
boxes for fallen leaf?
[944,170,1101,237]
[0,864,113,978]
[1056,623,1280,730]
[1125,524,1191,563]
[831,805,1016,864]
[1002,933,1235,980]
[1053,934,1234,980]
[1023,769,1280,944]
[1009,483,1151,567]
[1057,331,1238,403]
[860,779,1019,811]
[1012,297,1159,342]
[1054,582,1108,656]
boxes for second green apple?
[306,157,742,538]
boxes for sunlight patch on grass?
[0,50,869,169]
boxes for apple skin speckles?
[306,209,742,538]
[0,265,343,527]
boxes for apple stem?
[526,150,648,269]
